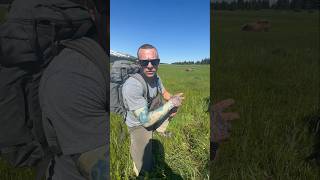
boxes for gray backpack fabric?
[0,0,94,66]
[110,60,144,115]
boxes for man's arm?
[158,77,171,101]
[123,78,183,127]
[162,89,183,117]
[133,101,174,128]
[133,95,183,128]
[210,99,240,161]
[162,89,172,101]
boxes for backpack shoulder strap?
[155,75,163,95]
[130,73,149,100]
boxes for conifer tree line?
[211,0,319,10]
[172,58,210,65]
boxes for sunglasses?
[138,59,160,67]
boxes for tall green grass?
[110,65,210,179]
[211,10,319,179]
[0,158,35,180]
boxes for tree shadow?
[137,139,183,179]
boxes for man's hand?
[169,107,178,117]
[210,98,239,161]
[211,98,240,143]
[169,93,184,107]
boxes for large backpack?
[0,0,95,66]
[110,60,163,116]
[110,60,143,116]
[0,0,107,177]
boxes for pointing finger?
[221,112,240,121]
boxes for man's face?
[138,48,160,78]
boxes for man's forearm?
[162,89,172,101]
[133,101,174,127]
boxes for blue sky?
[110,0,210,64]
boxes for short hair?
[137,44,158,58]
[139,44,155,50]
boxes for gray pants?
[128,118,169,176]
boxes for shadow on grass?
[304,109,320,166]
[137,139,183,179]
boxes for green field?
[211,10,319,179]
[110,64,210,179]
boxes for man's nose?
[147,61,153,68]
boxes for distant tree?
[172,58,209,65]
[263,0,270,9]
[238,0,245,9]
[277,0,290,9]
[211,0,319,10]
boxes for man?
[122,44,184,176]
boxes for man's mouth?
[146,71,154,75]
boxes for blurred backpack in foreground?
[0,0,106,179]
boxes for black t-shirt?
[39,48,107,155]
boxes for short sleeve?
[122,78,147,111]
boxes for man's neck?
[141,73,157,84]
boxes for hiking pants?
[128,117,170,175]
[128,93,172,175]
[128,126,153,176]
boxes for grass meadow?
[211,10,319,179]
[110,65,210,179]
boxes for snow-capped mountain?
[110,50,136,62]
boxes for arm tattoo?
[133,101,174,127]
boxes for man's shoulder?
[123,76,143,91]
